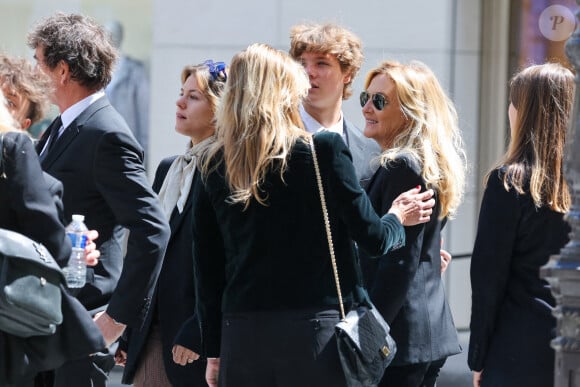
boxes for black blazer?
[192,132,405,357]
[36,96,170,326]
[361,154,460,365]
[468,168,569,386]
[0,131,105,385]
[121,156,206,386]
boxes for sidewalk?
[109,330,471,386]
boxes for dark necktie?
[39,116,62,161]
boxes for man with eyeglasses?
[28,12,170,387]
[289,22,381,187]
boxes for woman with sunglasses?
[114,60,227,387]
[359,60,466,387]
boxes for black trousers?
[379,357,447,387]
[218,308,346,387]
[35,345,117,387]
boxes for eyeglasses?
[204,59,227,81]
[360,91,387,111]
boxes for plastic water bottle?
[64,214,88,288]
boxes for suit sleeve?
[4,133,71,265]
[93,130,170,326]
[366,159,425,324]
[190,175,225,357]
[468,169,520,371]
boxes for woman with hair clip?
[468,62,574,387]
[115,60,227,387]
[188,43,436,387]
[359,60,465,387]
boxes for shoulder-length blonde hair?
[202,43,310,209]
[364,60,466,219]
[491,62,574,213]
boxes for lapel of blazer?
[40,97,109,169]
[159,162,196,242]
[169,192,192,236]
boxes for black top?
[361,154,460,365]
[0,131,70,263]
[120,156,205,386]
[192,131,405,357]
[0,131,105,384]
[468,167,569,386]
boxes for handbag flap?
[336,306,395,363]
[0,228,63,277]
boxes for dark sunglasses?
[360,91,387,111]
[204,59,227,81]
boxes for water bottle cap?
[72,214,85,222]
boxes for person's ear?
[343,72,352,85]
[57,60,70,84]
[20,117,32,130]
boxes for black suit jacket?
[36,96,170,326]
[361,154,460,365]
[0,131,105,385]
[468,168,569,386]
[192,132,405,357]
[121,156,205,386]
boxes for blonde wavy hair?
[364,60,466,219]
[490,62,574,213]
[202,43,310,209]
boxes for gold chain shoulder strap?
[309,138,346,321]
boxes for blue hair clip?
[204,59,227,81]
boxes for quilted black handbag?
[0,228,65,337]
[310,138,396,387]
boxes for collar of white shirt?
[299,104,344,139]
[60,90,106,134]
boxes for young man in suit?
[28,12,170,386]
[289,22,381,187]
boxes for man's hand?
[84,229,100,266]
[114,348,127,366]
[93,311,126,347]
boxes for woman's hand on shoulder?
[388,186,435,226]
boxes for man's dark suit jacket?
[121,156,205,386]
[0,131,105,385]
[361,154,460,366]
[468,168,569,386]
[36,96,170,326]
